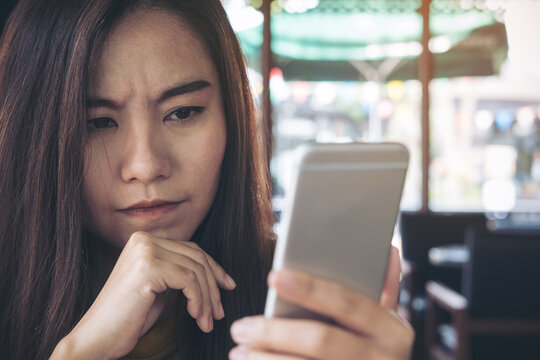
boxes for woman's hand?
[229,247,413,360]
[51,231,236,360]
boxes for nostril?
[120,153,172,184]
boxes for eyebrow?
[86,80,212,109]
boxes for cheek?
[208,117,227,176]
[207,131,227,171]
[189,119,227,197]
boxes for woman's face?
[83,8,226,248]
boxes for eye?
[87,117,117,131]
[165,106,204,123]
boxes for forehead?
[89,8,216,97]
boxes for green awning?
[239,12,494,61]
[236,0,506,80]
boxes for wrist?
[50,332,114,360]
[50,336,76,360]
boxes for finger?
[182,241,237,289]
[178,242,227,320]
[152,259,214,332]
[125,233,214,331]
[152,244,224,322]
[229,346,306,360]
[197,254,225,321]
[230,316,379,360]
[153,238,236,290]
[152,248,215,332]
[379,246,401,310]
[268,269,404,341]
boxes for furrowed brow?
[157,80,211,103]
[86,80,211,109]
[86,98,120,109]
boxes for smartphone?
[264,142,408,324]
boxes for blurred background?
[220,1,540,359]
[224,0,540,217]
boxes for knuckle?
[135,242,155,259]
[188,241,202,250]
[129,233,154,252]
[140,279,165,296]
[194,262,206,275]
[212,294,221,306]
[184,269,198,283]
[183,285,200,304]
[129,231,149,244]
[133,253,155,275]
[363,311,381,330]
[192,248,208,264]
[335,290,361,315]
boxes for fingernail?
[197,318,206,332]
[218,302,225,319]
[199,316,213,333]
[225,274,236,288]
[230,317,255,343]
[229,346,248,360]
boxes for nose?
[120,124,172,184]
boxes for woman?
[0,0,413,359]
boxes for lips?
[118,199,182,218]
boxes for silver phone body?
[264,142,409,323]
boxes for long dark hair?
[0,0,275,358]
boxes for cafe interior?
[226,0,540,359]
[2,0,539,359]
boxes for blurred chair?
[399,211,486,360]
[425,227,540,360]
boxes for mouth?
[117,200,183,218]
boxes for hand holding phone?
[264,142,408,323]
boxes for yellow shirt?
[120,314,180,360]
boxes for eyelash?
[164,106,204,124]
[86,106,205,132]
[87,117,117,131]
